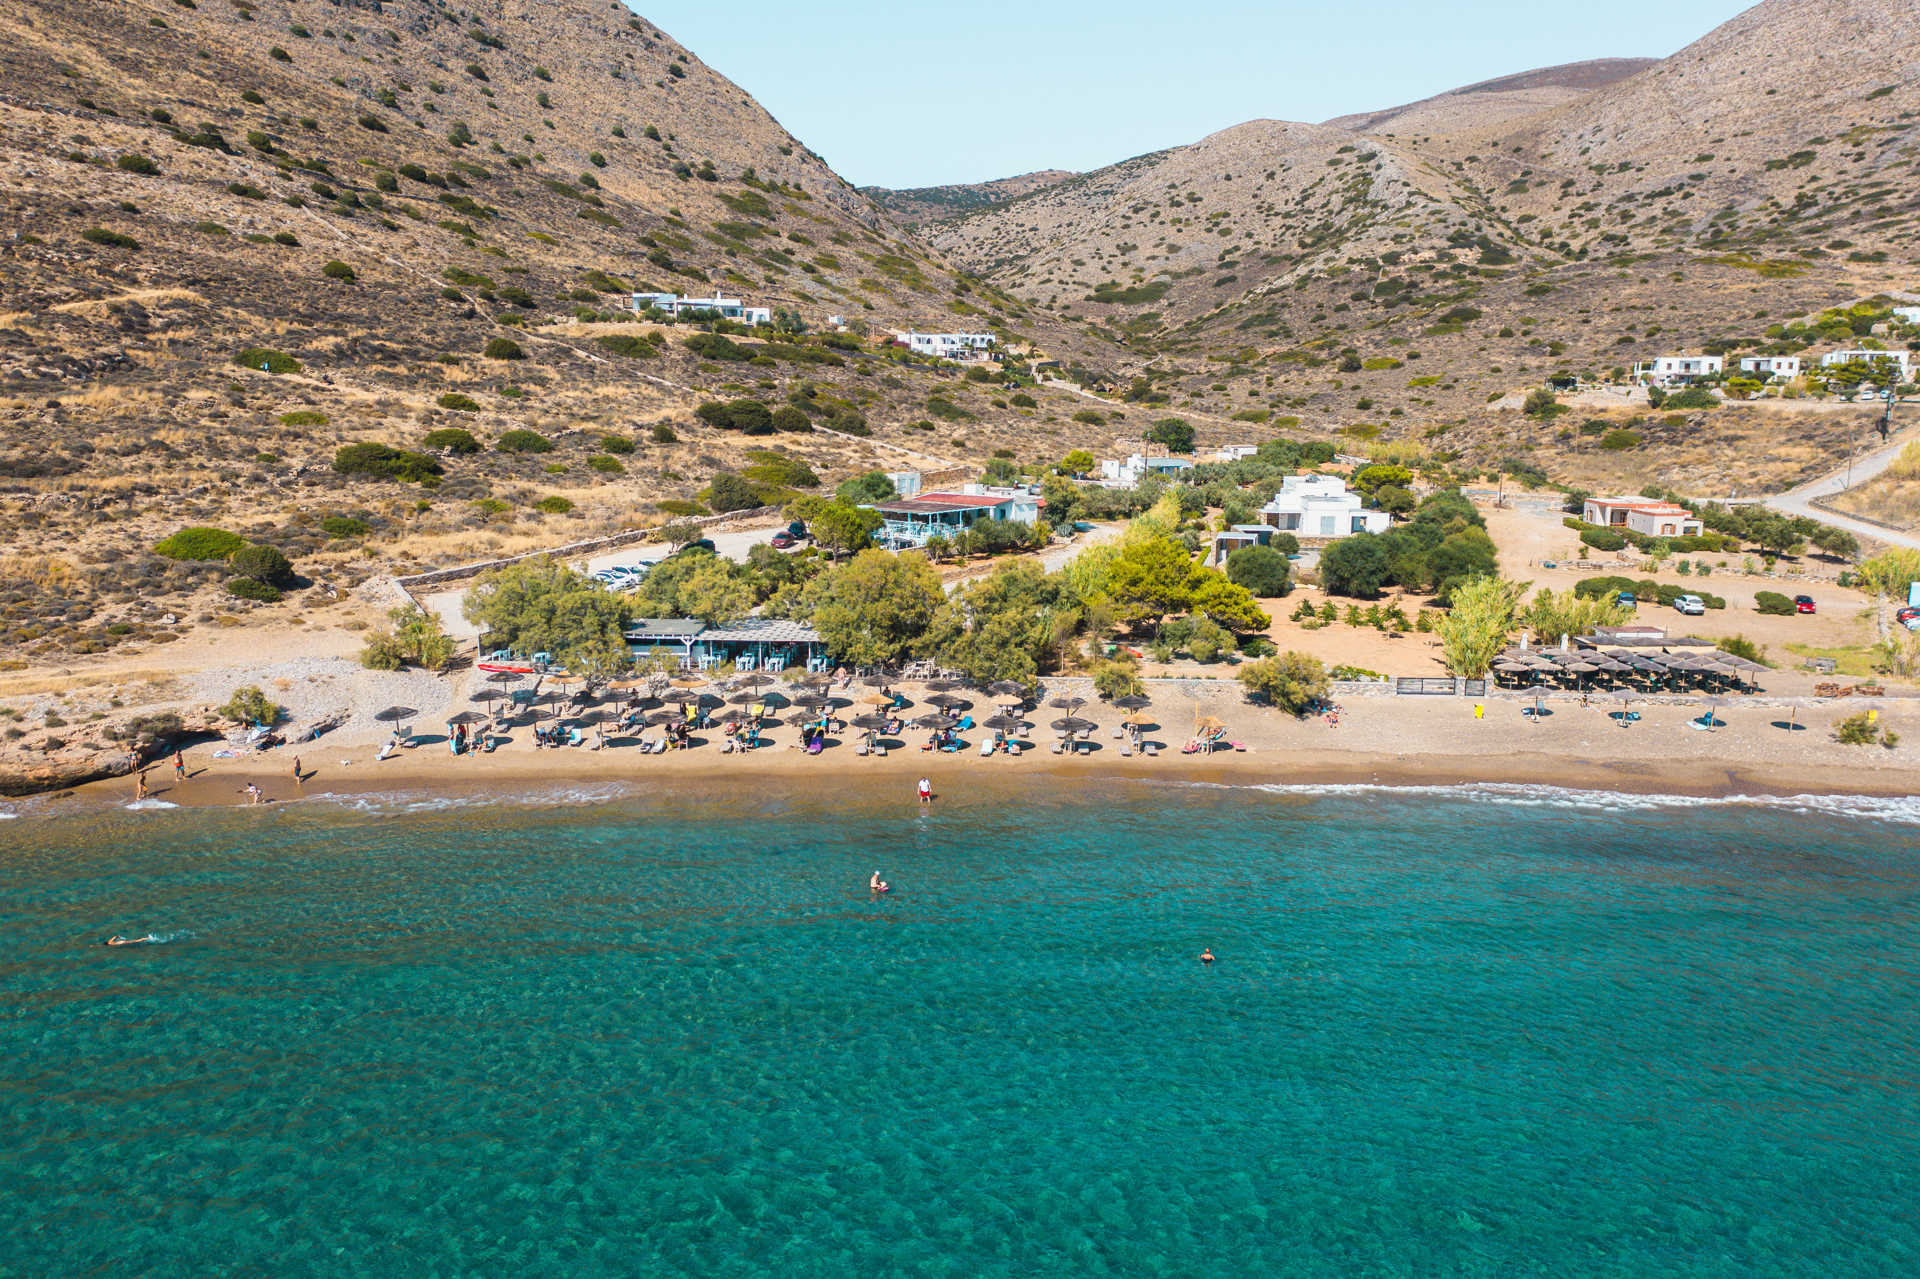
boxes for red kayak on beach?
[477,662,537,675]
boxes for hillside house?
[1210,445,1259,463]
[906,332,995,361]
[1820,349,1913,381]
[864,489,1043,549]
[1099,453,1194,488]
[1737,355,1801,381]
[1208,524,1282,567]
[1258,475,1390,539]
[628,292,773,325]
[1632,356,1724,386]
[885,470,923,498]
[1892,306,1920,325]
[1581,497,1704,538]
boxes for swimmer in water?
[870,870,889,893]
[1199,948,1214,965]
[105,934,159,947]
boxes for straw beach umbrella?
[374,705,418,735]
[1111,694,1152,711]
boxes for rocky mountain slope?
[922,0,1920,438]
[864,170,1077,227]
[0,0,1170,666]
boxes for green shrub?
[600,433,635,454]
[333,442,444,482]
[1011,392,1037,408]
[219,685,283,725]
[81,228,139,249]
[423,427,480,454]
[115,153,159,175]
[437,392,481,412]
[234,347,301,374]
[694,399,774,434]
[1579,527,1628,551]
[1754,590,1795,615]
[322,259,356,281]
[586,454,625,474]
[533,495,574,515]
[651,423,678,444]
[277,409,327,427]
[595,334,657,359]
[1071,409,1105,425]
[320,515,370,538]
[482,337,525,360]
[226,575,282,602]
[770,405,811,432]
[684,332,752,361]
[1225,545,1292,597]
[1836,712,1878,746]
[496,428,553,453]
[229,543,295,586]
[154,527,246,561]
[1662,387,1718,410]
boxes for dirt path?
[1764,424,1920,551]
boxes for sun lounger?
[1050,740,1064,754]
[855,742,869,756]
[1119,741,1134,757]
[979,739,995,757]
[873,744,886,757]
[1144,742,1159,757]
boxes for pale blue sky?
[628,0,1753,189]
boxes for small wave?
[1178,780,1920,826]
[314,782,638,816]
[0,811,16,820]
[123,799,181,811]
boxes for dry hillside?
[864,170,1078,228]
[923,0,1920,456]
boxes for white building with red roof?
[1581,497,1704,538]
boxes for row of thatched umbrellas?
[1491,646,1768,692]
[375,668,1179,748]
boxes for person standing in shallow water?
[1199,948,1214,965]
[917,776,932,805]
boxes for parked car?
[786,520,809,541]
[1673,594,1706,616]
[1897,605,1920,631]
[1794,594,1817,614]
[674,538,717,556]
[770,531,797,550]
[1616,591,1637,610]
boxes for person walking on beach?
[244,783,263,806]
[134,771,149,802]
[917,776,932,805]
[290,756,303,787]
[173,750,186,782]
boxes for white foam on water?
[122,799,181,811]
[313,782,638,816]
[1176,780,1920,826]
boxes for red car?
[1896,605,1919,631]
[1793,594,1816,614]
[770,531,797,549]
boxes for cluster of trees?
[1317,490,1495,603]
[151,526,297,603]
[361,605,456,670]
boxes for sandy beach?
[34,674,1916,819]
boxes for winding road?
[1763,426,1920,551]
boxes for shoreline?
[20,732,1920,824]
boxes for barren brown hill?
[912,0,1919,478]
[0,0,1189,669]
[864,170,1078,227]
[1322,58,1656,134]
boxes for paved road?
[1764,426,1920,551]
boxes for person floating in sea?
[105,934,160,946]
[870,870,890,894]
[917,776,932,805]
[1199,948,1214,965]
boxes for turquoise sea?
[3,781,1919,1277]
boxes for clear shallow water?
[4,784,1918,1277]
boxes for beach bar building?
[864,490,1043,549]
[624,617,829,672]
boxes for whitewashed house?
[885,470,923,498]
[1736,355,1801,381]
[629,292,773,325]
[1632,355,1724,386]
[1820,349,1913,381]
[906,332,995,361]
[1098,454,1194,488]
[1258,475,1390,539]
[1581,497,1704,538]
[1210,445,1259,463]
[1891,306,1920,325]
